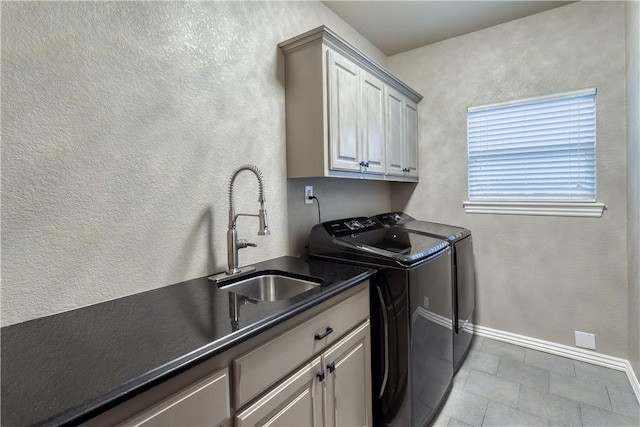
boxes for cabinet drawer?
[233,282,369,408]
[120,368,230,427]
[235,356,323,427]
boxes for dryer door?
[453,235,475,371]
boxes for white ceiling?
[322,1,575,56]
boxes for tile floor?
[432,337,640,426]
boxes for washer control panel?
[322,217,382,237]
[376,212,413,226]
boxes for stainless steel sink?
[220,273,322,302]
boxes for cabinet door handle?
[359,161,370,168]
[327,362,336,373]
[316,370,325,382]
[314,326,333,340]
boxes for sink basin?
[220,272,322,302]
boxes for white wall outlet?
[575,331,596,350]
[304,185,314,204]
[423,296,430,309]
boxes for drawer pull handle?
[314,326,333,340]
[327,362,335,373]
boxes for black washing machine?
[308,216,453,427]
[376,212,476,373]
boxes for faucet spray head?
[258,204,269,236]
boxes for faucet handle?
[242,296,260,305]
[238,239,257,249]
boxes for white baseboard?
[409,309,640,403]
[473,324,640,404]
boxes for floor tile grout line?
[514,381,546,423]
[461,372,521,412]
[459,337,639,425]
[605,384,615,417]
[605,384,640,420]
[546,379,612,413]
[479,397,488,427]
[578,400,640,424]
[514,377,524,423]
[517,380,588,426]
[520,369,573,426]
[529,372,637,422]
[461,367,471,388]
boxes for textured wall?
[1,1,388,326]
[626,0,640,375]
[388,2,629,358]
[287,178,391,256]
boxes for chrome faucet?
[228,292,259,331]
[225,164,269,275]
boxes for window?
[463,89,606,217]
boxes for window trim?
[463,200,606,217]
[467,88,596,113]
[464,88,604,218]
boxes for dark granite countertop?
[1,256,375,427]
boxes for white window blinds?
[467,89,596,202]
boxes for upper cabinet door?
[385,87,405,176]
[360,72,386,175]
[404,98,419,178]
[328,50,361,172]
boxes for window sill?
[463,201,607,218]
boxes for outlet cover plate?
[304,185,313,204]
[575,331,596,350]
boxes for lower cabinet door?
[120,368,230,427]
[235,356,324,427]
[324,321,372,427]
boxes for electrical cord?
[309,196,322,223]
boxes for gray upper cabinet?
[404,98,420,178]
[360,71,386,175]
[385,86,405,176]
[386,92,419,179]
[328,50,362,173]
[279,26,423,182]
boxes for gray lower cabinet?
[119,368,231,427]
[84,281,371,427]
[235,320,371,427]
[323,321,372,427]
[235,356,324,426]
